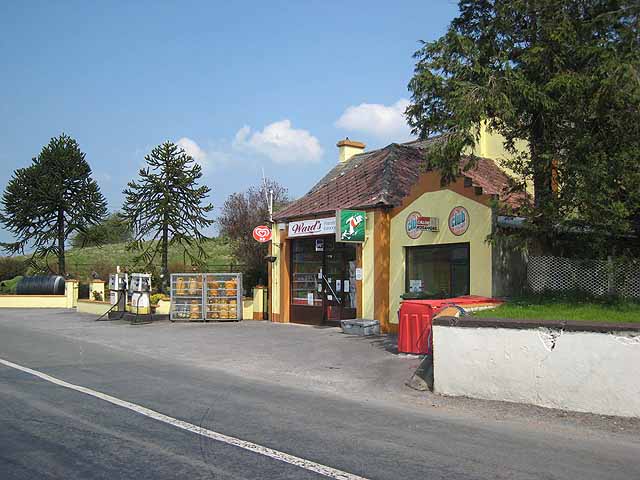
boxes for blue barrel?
[16,275,66,295]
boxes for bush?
[0,275,23,294]
[150,293,169,305]
[0,257,28,282]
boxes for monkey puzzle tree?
[122,141,214,292]
[0,134,107,274]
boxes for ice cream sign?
[336,209,366,243]
[448,206,470,236]
[405,211,439,239]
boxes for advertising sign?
[252,225,272,243]
[405,211,439,239]
[448,206,470,236]
[288,217,336,238]
[336,209,366,243]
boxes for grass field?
[8,238,234,281]
[473,295,640,323]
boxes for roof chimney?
[337,138,365,163]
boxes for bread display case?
[170,273,243,321]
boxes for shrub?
[150,293,168,305]
[0,257,28,282]
[0,275,23,294]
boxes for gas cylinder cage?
[170,273,243,322]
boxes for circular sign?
[252,225,272,243]
[448,206,469,236]
[405,211,423,239]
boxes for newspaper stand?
[170,273,242,322]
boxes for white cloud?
[176,137,229,172]
[177,137,209,168]
[232,120,323,164]
[335,99,413,142]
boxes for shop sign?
[336,209,366,243]
[252,225,272,243]
[405,211,439,239]
[449,206,470,236]
[288,217,336,238]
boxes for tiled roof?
[273,138,527,221]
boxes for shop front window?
[405,243,470,298]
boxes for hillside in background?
[1,237,235,281]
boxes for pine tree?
[122,141,214,292]
[0,134,107,274]
[406,0,640,255]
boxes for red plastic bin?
[397,301,435,355]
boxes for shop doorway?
[290,236,357,326]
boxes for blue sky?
[0,0,458,243]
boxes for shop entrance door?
[322,238,357,325]
[290,237,357,326]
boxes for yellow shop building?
[269,133,527,333]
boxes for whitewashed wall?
[433,325,640,418]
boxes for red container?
[397,301,435,355]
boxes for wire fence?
[527,255,640,299]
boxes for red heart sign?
[252,225,272,243]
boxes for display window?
[405,243,470,298]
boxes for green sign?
[336,209,366,243]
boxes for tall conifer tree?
[1,134,107,274]
[122,141,213,292]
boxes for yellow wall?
[77,299,112,315]
[468,122,533,194]
[0,295,68,308]
[271,225,282,316]
[389,190,493,323]
[362,210,375,319]
[156,299,170,315]
[243,298,254,320]
[89,280,105,301]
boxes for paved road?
[1,313,639,479]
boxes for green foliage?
[3,237,231,282]
[92,290,104,301]
[72,212,132,248]
[473,293,640,323]
[0,256,28,281]
[0,134,108,274]
[0,275,23,295]
[149,293,168,305]
[217,179,289,289]
[406,0,640,256]
[122,141,214,292]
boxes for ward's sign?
[336,209,366,243]
[448,206,469,236]
[252,225,272,243]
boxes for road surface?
[1,311,639,479]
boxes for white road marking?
[0,357,370,480]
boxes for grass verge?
[473,295,640,323]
